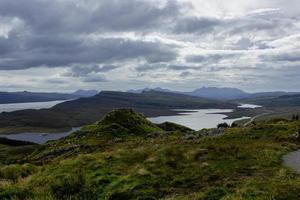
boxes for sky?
[0,0,299,92]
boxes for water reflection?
[1,127,81,144]
[148,108,251,131]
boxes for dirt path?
[244,113,270,126]
[282,150,300,173]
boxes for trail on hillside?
[243,110,274,126]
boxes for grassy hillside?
[239,94,300,108]
[0,109,300,199]
[0,91,236,134]
[229,94,300,123]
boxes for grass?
[0,109,300,199]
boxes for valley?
[0,91,237,134]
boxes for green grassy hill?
[0,109,300,199]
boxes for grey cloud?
[179,71,192,77]
[65,65,119,77]
[0,0,182,34]
[135,64,197,72]
[223,9,290,35]
[82,75,107,83]
[185,53,240,63]
[173,17,220,34]
[261,51,300,62]
[135,63,166,72]
[0,0,180,71]
[0,0,299,92]
[167,65,197,71]
[44,79,66,84]
[0,36,178,70]
[0,37,15,54]
[90,0,181,32]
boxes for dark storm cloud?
[0,0,181,33]
[0,37,15,54]
[0,0,299,92]
[89,0,181,32]
[65,65,119,77]
[0,0,180,70]
[0,36,178,70]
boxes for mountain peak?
[189,87,250,100]
[93,109,162,136]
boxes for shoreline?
[0,126,73,135]
[0,104,257,135]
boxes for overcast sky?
[0,0,299,92]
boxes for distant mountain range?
[128,87,300,100]
[0,90,98,104]
[1,87,298,104]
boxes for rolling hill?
[0,90,98,104]
[0,91,78,104]
[185,87,251,100]
[72,89,98,97]
[128,87,300,100]
[240,94,300,108]
[0,91,237,133]
[0,109,300,199]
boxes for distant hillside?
[128,87,300,100]
[0,91,237,132]
[0,90,100,104]
[241,93,300,108]
[72,89,98,97]
[249,91,300,99]
[128,87,250,100]
[0,91,78,104]
[185,87,251,100]
[127,87,175,94]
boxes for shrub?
[217,123,230,129]
[0,186,32,200]
[231,122,238,127]
[0,164,37,183]
[48,171,95,199]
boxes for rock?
[114,138,123,142]
[292,132,300,138]
[199,128,225,136]
[183,134,200,140]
